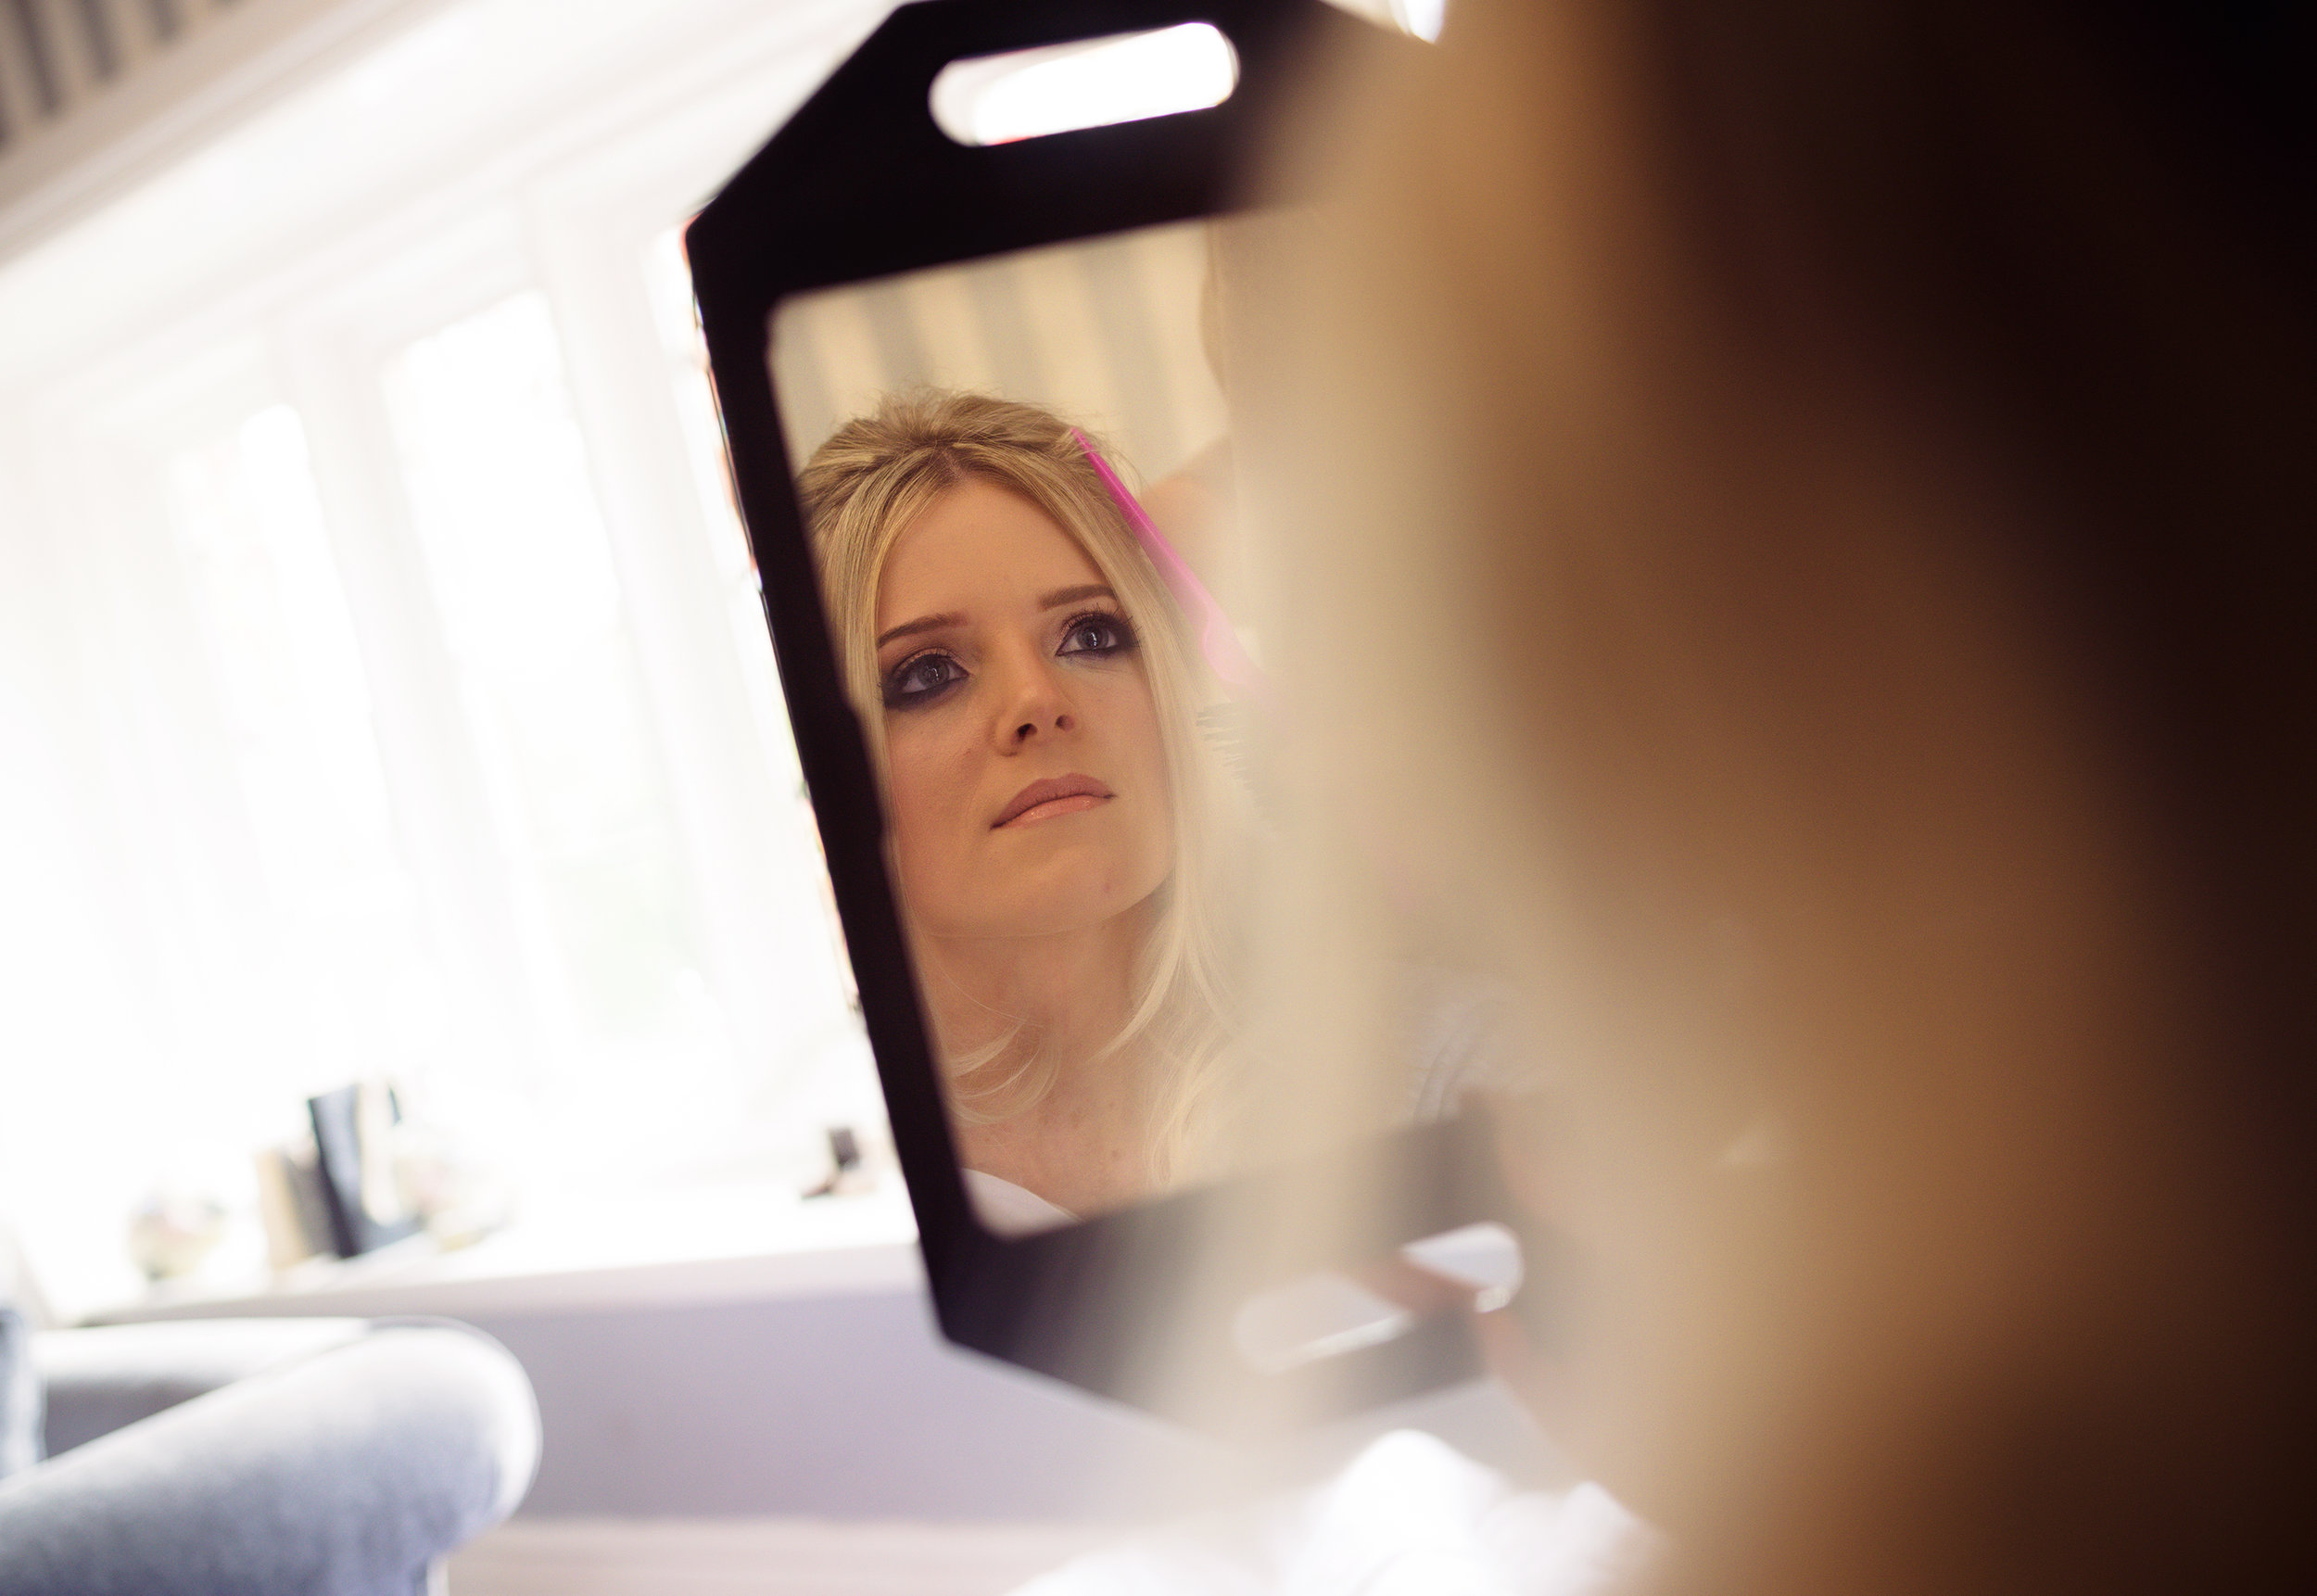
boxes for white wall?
[452,1289,1555,1520]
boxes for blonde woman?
[796,391,1238,1230]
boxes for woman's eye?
[1058,613,1134,657]
[883,652,965,707]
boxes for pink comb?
[1070,428,1271,706]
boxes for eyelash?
[880,610,1138,712]
[881,648,964,709]
[1057,609,1137,658]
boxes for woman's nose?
[994,652,1075,746]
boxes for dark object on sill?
[308,1084,422,1260]
[804,1125,867,1199]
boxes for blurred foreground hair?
[1235,1,2314,1590]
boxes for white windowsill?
[82,1181,922,1326]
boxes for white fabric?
[963,1170,1080,1235]
[1007,1429,1654,1596]
[0,1222,47,1328]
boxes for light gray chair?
[0,1311,538,1596]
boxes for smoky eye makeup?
[881,647,968,709]
[878,604,1136,709]
[1056,608,1138,659]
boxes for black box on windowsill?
[309,1083,423,1260]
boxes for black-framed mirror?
[687,0,1539,1432]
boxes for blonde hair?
[796,390,1238,1180]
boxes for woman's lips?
[994,773,1115,829]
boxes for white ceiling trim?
[0,0,456,264]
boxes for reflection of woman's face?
[874,478,1174,944]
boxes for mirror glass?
[769,219,1516,1236]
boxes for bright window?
[164,404,444,1090]
[0,0,897,1320]
[386,291,700,1053]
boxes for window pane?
[643,228,804,803]
[166,404,443,1083]
[642,227,880,1162]
[383,291,712,1097]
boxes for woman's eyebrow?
[1040,584,1116,610]
[876,612,965,649]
